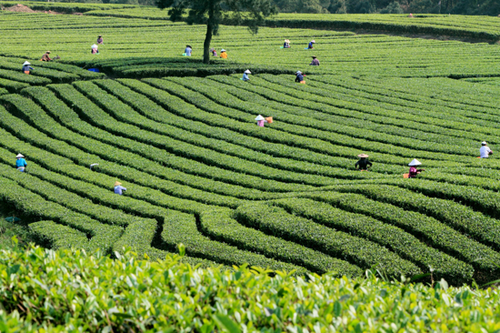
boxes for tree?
[328,0,347,13]
[294,0,325,12]
[274,0,300,12]
[157,0,277,64]
[379,1,404,12]
[346,0,375,12]
[408,0,439,12]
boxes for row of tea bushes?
[199,207,363,276]
[0,176,122,253]
[234,202,422,278]
[270,197,474,284]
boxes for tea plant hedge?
[4,246,500,332]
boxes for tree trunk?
[203,22,213,64]
[203,1,215,64]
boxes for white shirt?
[480,146,491,158]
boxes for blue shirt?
[16,158,27,168]
[242,73,250,81]
[185,47,192,56]
[295,74,304,82]
[114,185,126,195]
[308,42,314,49]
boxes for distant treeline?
[274,0,500,15]
[14,0,500,15]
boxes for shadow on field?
[72,57,297,79]
[0,200,36,249]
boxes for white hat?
[255,115,265,121]
[296,71,302,74]
[91,44,98,49]
[244,69,251,74]
[16,154,24,158]
[482,141,487,145]
[23,61,30,65]
[408,159,422,166]
[311,40,315,43]
[221,49,226,52]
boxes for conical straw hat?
[408,159,422,166]
[255,115,265,121]
[114,181,122,186]
[244,69,251,74]
[23,61,30,65]
[16,153,24,158]
[357,154,369,158]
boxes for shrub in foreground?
[2,245,500,332]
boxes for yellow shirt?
[220,52,227,59]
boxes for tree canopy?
[157,0,277,63]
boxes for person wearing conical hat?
[184,45,192,56]
[210,48,217,56]
[310,55,320,66]
[114,181,127,195]
[41,51,52,61]
[242,69,251,81]
[295,70,306,84]
[283,39,290,48]
[307,40,315,49]
[408,159,425,178]
[220,49,228,59]
[355,154,372,171]
[15,153,27,172]
[97,35,103,44]
[22,61,33,74]
[91,44,99,55]
[480,141,493,158]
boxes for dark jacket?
[355,158,372,170]
[295,74,304,82]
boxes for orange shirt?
[220,52,227,59]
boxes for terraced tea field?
[2,9,500,285]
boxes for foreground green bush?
[2,245,500,332]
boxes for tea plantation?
[1,6,500,330]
